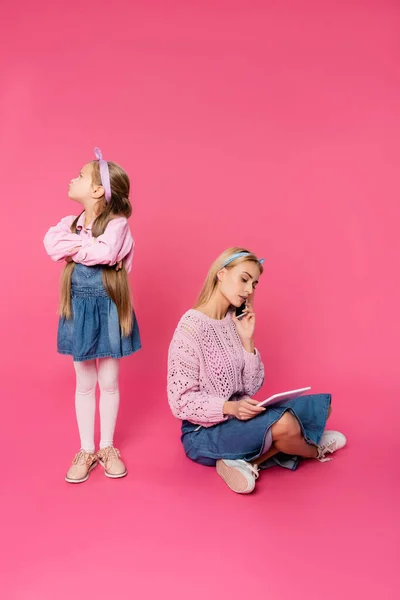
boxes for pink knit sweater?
[167,309,265,427]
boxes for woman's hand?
[223,397,265,421]
[232,299,256,352]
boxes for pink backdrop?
[1,1,398,599]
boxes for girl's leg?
[66,361,98,483]
[98,357,120,449]
[74,360,98,453]
[97,358,126,478]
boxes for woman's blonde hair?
[194,247,264,308]
[59,160,134,336]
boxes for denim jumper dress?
[57,263,141,362]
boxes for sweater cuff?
[243,348,261,370]
[206,397,229,423]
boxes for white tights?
[73,358,120,453]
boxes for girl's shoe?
[97,446,127,478]
[65,451,98,484]
[216,459,259,494]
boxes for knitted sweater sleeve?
[167,320,229,426]
[242,348,265,396]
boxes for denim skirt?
[181,394,331,469]
[57,264,142,362]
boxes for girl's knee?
[75,373,97,394]
[76,382,97,395]
[98,374,119,393]
[74,361,98,394]
[98,358,119,393]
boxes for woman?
[167,247,346,494]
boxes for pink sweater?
[167,309,265,426]
[43,212,134,272]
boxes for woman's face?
[218,260,261,307]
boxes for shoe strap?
[73,451,96,466]
[316,446,333,462]
[99,446,121,466]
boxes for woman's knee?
[271,412,301,441]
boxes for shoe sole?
[216,460,254,494]
[65,461,98,484]
[98,460,128,479]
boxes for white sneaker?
[216,459,259,494]
[317,430,347,462]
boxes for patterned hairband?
[222,252,265,268]
[94,147,111,203]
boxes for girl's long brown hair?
[59,160,134,336]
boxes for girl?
[44,148,141,483]
[167,248,346,494]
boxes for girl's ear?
[92,185,105,199]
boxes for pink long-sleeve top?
[167,309,265,427]
[43,212,134,272]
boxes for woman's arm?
[233,300,265,395]
[167,324,229,425]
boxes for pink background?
[1,1,398,598]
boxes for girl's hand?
[232,299,256,348]
[224,397,265,420]
[65,248,80,263]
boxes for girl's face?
[218,260,261,308]
[68,162,96,203]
